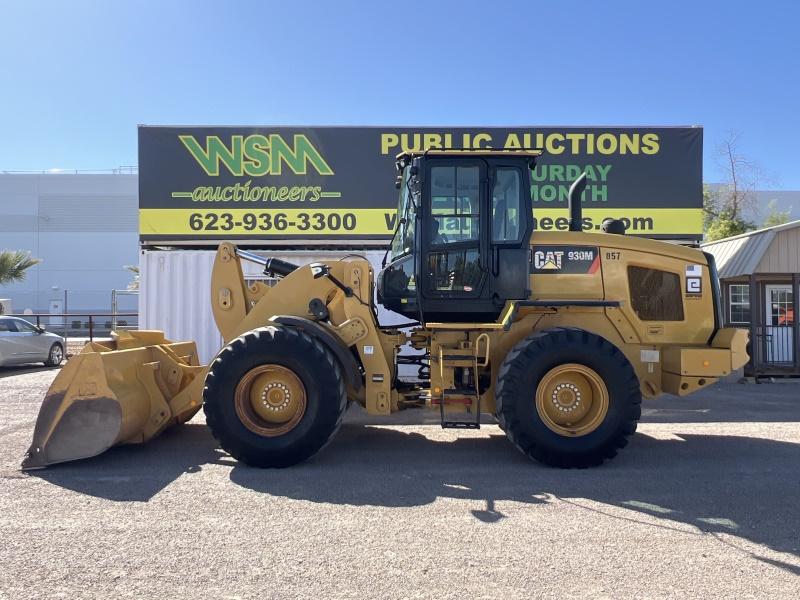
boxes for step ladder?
[435,333,490,430]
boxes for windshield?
[390,165,417,258]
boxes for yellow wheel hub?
[234,365,307,437]
[535,363,609,437]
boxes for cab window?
[492,168,522,242]
[429,249,482,292]
[430,166,480,244]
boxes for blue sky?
[1,0,798,187]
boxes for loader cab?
[378,150,538,322]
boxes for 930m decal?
[531,246,600,274]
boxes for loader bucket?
[22,330,207,469]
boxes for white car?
[0,316,65,367]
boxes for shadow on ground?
[0,365,60,379]
[31,424,223,502]
[31,419,800,572]
[642,382,800,423]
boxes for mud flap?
[22,331,207,469]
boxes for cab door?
[487,163,531,302]
[422,160,488,303]
[418,158,531,321]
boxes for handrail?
[4,312,139,349]
[0,167,137,175]
[7,313,137,318]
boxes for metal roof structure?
[701,220,800,278]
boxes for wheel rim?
[50,345,63,363]
[234,364,307,437]
[535,363,609,437]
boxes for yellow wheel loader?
[22,149,749,470]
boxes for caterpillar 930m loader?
[22,149,749,470]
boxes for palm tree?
[0,250,40,286]
[124,265,140,291]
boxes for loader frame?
[23,149,749,469]
[211,240,747,422]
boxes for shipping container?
[140,248,409,364]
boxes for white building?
[0,172,138,315]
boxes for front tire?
[44,343,64,367]
[203,326,348,468]
[496,328,641,468]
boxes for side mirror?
[36,326,46,334]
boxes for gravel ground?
[1,366,799,599]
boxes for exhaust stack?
[568,172,588,232]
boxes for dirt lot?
[1,366,799,599]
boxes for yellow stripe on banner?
[533,208,704,235]
[139,208,394,236]
[139,207,704,237]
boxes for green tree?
[705,208,753,241]
[703,186,754,241]
[0,250,40,286]
[762,199,791,228]
[702,186,718,230]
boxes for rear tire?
[496,328,641,468]
[203,326,348,468]
[44,343,64,367]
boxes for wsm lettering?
[179,134,334,177]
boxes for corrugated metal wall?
[702,231,774,279]
[756,227,800,273]
[140,251,222,364]
[141,249,406,363]
[702,221,800,278]
[38,194,137,232]
[0,174,139,312]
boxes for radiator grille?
[628,266,684,321]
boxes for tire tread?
[496,327,641,468]
[203,326,347,468]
